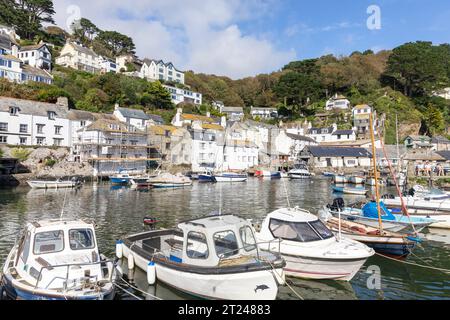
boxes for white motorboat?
[27,178,82,189]
[288,163,312,179]
[148,173,193,187]
[120,215,285,300]
[348,175,365,184]
[333,175,348,184]
[332,186,368,195]
[1,220,116,300]
[365,177,386,186]
[255,207,374,281]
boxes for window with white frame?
[36,137,45,145]
[0,136,7,143]
[37,124,45,134]
[0,123,8,131]
[54,126,62,135]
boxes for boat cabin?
[10,220,107,290]
[168,215,259,267]
[258,208,335,243]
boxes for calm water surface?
[0,177,449,300]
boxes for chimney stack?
[56,97,69,110]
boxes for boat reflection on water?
[278,278,357,300]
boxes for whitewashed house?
[113,105,150,130]
[307,124,337,143]
[18,43,52,70]
[432,87,450,100]
[300,146,372,168]
[275,130,317,162]
[221,139,258,171]
[431,136,450,151]
[140,59,185,84]
[0,96,70,147]
[325,94,351,111]
[98,56,117,73]
[164,85,202,105]
[330,129,357,142]
[353,104,377,137]
[190,124,225,172]
[0,53,23,82]
[56,41,101,74]
[250,106,278,119]
[171,109,223,128]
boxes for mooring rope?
[113,282,143,300]
[375,252,450,274]
[118,277,162,300]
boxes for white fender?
[115,240,123,259]
[146,261,156,285]
[128,253,135,270]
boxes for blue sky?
[53,0,450,79]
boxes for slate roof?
[20,43,47,51]
[148,114,164,124]
[83,119,145,135]
[0,34,13,51]
[332,130,354,136]
[70,42,98,57]
[305,146,372,158]
[286,132,316,143]
[116,107,150,120]
[308,127,334,135]
[0,53,21,62]
[222,106,244,113]
[22,64,53,78]
[375,145,407,159]
[0,97,68,118]
[68,110,116,121]
[436,151,450,161]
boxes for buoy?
[128,253,135,270]
[115,240,123,259]
[146,261,156,285]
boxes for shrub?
[10,148,32,162]
[0,148,3,158]
[44,158,57,167]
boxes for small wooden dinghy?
[1,220,116,300]
[27,178,82,189]
[119,215,285,300]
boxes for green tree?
[95,30,135,57]
[385,41,450,97]
[71,18,100,44]
[143,81,173,109]
[76,88,110,112]
[12,0,56,39]
[422,104,445,136]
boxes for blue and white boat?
[1,220,116,300]
[198,171,215,182]
[325,199,436,233]
[109,171,133,185]
[213,172,248,182]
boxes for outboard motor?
[328,198,345,212]
[408,188,415,197]
[381,194,395,199]
[143,217,158,230]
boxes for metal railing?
[33,259,116,292]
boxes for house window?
[37,124,45,134]
[0,123,8,132]
[9,107,19,116]
[166,142,170,149]
[0,136,7,143]
[20,124,28,133]
[80,121,86,127]
[48,111,56,120]
[36,137,45,145]
[19,137,27,145]
[53,138,63,146]
[54,126,62,135]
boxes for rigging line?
[375,252,450,274]
[260,258,303,300]
[113,282,143,300]
[119,277,163,300]
[376,119,418,236]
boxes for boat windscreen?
[269,218,322,242]
[69,229,95,250]
[309,220,334,239]
[214,230,239,258]
[240,226,257,252]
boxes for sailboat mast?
[395,114,400,172]
[369,112,384,233]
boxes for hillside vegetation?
[0,1,449,143]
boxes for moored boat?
[288,163,312,179]
[332,186,368,195]
[119,215,285,300]
[27,178,82,189]
[213,172,248,182]
[348,175,365,184]
[109,173,133,185]
[1,220,116,300]
[255,207,374,281]
[324,198,436,233]
[333,175,348,184]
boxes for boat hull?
[198,174,215,182]
[151,182,192,188]
[277,254,368,281]
[1,274,115,300]
[213,175,248,182]
[349,176,365,184]
[333,186,368,195]
[109,177,131,185]
[121,244,279,300]
[27,181,77,189]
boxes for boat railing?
[34,259,116,292]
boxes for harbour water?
[0,177,449,300]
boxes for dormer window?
[9,107,19,116]
[48,111,56,120]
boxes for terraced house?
[0,96,70,147]
[56,41,101,74]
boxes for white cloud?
[52,0,295,79]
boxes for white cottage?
[18,43,52,70]
[0,96,70,147]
